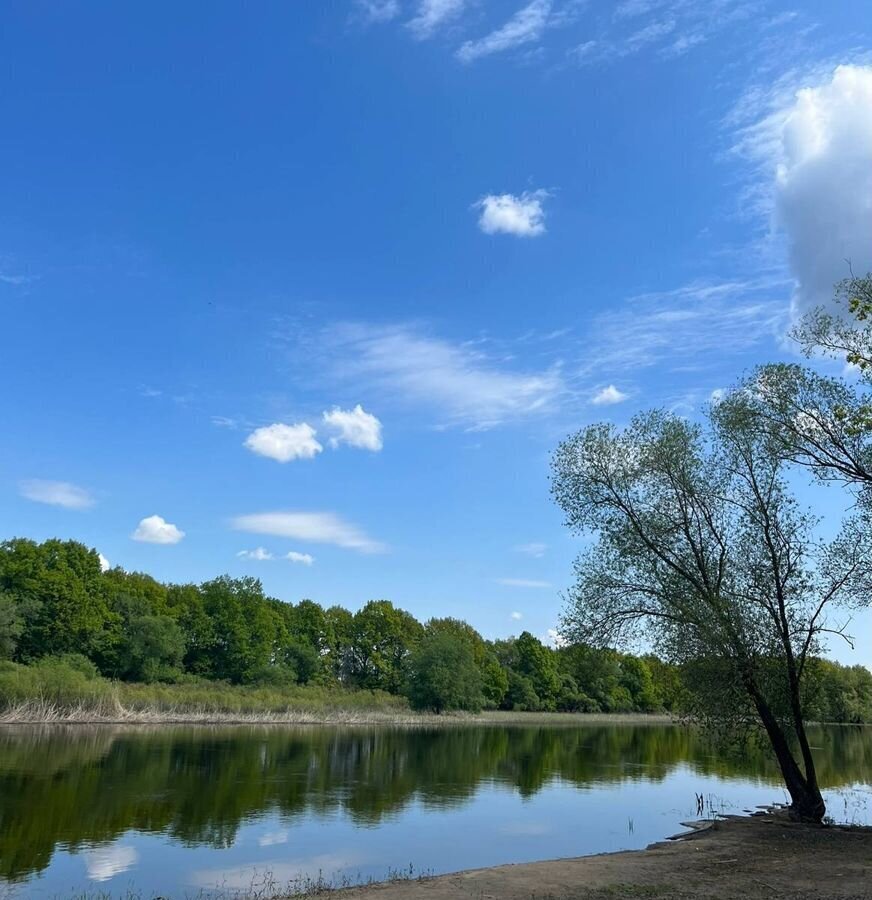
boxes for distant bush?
[0,656,113,709]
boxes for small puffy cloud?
[710,387,726,403]
[407,0,466,39]
[475,190,548,237]
[244,423,323,463]
[286,550,315,565]
[457,0,551,63]
[237,547,274,561]
[98,553,111,572]
[496,577,552,588]
[515,541,546,558]
[591,384,629,406]
[510,611,523,620]
[232,511,386,554]
[323,404,383,451]
[132,515,185,545]
[19,479,95,510]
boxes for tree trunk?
[744,674,826,823]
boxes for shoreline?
[326,812,872,899]
[0,708,676,727]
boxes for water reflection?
[0,723,869,890]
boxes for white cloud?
[546,627,568,648]
[510,611,524,620]
[131,515,185,545]
[475,190,548,237]
[583,278,788,375]
[286,551,315,565]
[710,387,726,403]
[19,479,95,510]
[258,830,289,847]
[237,547,274,561]
[457,0,552,63]
[323,404,383,451]
[232,511,386,554]
[770,65,872,317]
[407,0,466,39]
[496,577,552,588]
[356,0,401,23]
[515,541,547,557]
[313,322,564,430]
[244,423,323,463]
[98,553,111,572]
[84,845,139,882]
[591,384,628,406]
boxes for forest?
[1,536,870,722]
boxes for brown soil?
[333,813,872,900]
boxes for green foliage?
[0,538,115,661]
[345,600,423,692]
[0,591,23,660]
[406,629,484,713]
[0,536,866,727]
[495,632,561,710]
[199,576,276,683]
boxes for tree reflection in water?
[0,723,869,883]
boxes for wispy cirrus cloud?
[407,0,466,39]
[496,577,553,588]
[354,0,401,23]
[232,511,386,554]
[457,0,552,63]
[515,541,547,557]
[296,321,566,431]
[580,278,789,376]
[19,479,95,510]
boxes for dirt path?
[333,814,872,900]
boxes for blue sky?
[2,1,871,665]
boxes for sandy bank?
[332,813,872,899]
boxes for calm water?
[0,723,870,897]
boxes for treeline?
[1,537,870,720]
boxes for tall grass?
[0,658,416,724]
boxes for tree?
[0,591,23,660]
[199,577,276,683]
[551,404,872,822]
[0,539,115,662]
[512,632,561,711]
[747,274,872,493]
[406,630,483,713]
[345,600,423,692]
[426,617,508,708]
[123,614,186,682]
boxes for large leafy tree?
[406,628,484,713]
[198,576,276,683]
[345,600,423,692]
[0,539,115,662]
[426,617,507,708]
[551,403,872,822]
[747,274,872,492]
